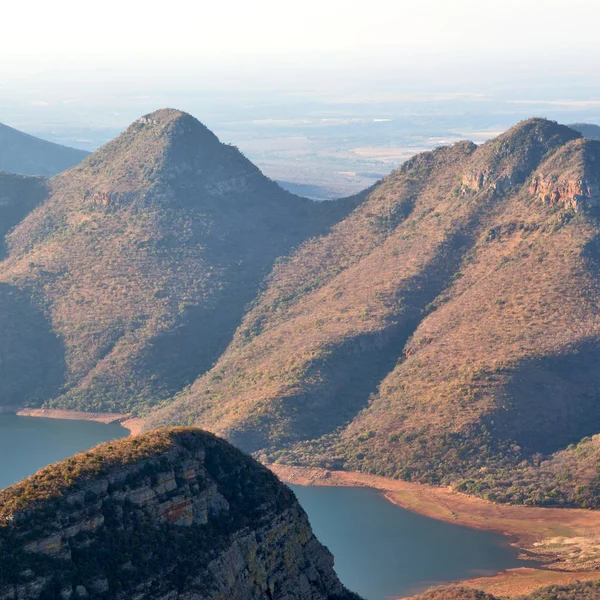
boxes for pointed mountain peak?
[129,108,221,147]
[52,109,272,206]
[462,118,581,195]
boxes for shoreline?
[13,408,141,433]
[7,411,599,597]
[268,464,600,597]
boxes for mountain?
[0,428,361,600]
[0,109,356,413]
[0,122,88,177]
[569,123,600,141]
[146,118,600,508]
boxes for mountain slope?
[146,119,600,507]
[0,122,88,176]
[0,172,48,258]
[0,428,361,600]
[0,109,355,413]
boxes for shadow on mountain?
[491,340,600,455]
[229,229,480,453]
[0,174,48,259]
[0,283,66,407]
[141,292,258,398]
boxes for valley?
[2,110,600,600]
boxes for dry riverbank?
[269,464,600,597]
[15,408,137,430]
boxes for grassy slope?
[0,109,355,413]
[147,120,600,507]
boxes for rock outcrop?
[0,428,360,600]
[529,138,600,211]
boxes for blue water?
[0,415,528,600]
[291,484,529,600]
[0,414,128,489]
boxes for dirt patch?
[17,408,129,425]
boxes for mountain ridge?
[0,427,361,600]
[144,118,600,508]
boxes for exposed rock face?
[529,139,600,211]
[0,429,359,600]
[461,119,580,196]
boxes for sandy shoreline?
[268,464,600,597]
[14,408,142,433]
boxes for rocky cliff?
[0,428,359,600]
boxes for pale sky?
[3,0,598,67]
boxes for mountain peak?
[462,117,581,195]
[52,108,262,203]
[130,108,221,146]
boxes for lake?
[292,484,529,599]
[0,414,129,489]
[0,414,528,600]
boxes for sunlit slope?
[148,120,600,506]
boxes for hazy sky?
[3,0,599,79]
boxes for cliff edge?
[0,428,359,600]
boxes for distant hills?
[0,109,356,413]
[569,122,600,141]
[0,122,88,177]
